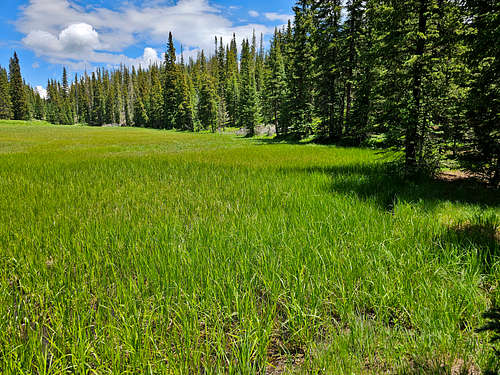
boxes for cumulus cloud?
[16,0,286,69]
[249,10,259,17]
[59,23,100,53]
[135,47,161,67]
[36,85,47,99]
[23,23,99,57]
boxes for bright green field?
[0,121,498,374]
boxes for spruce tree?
[239,39,259,135]
[134,94,149,127]
[177,64,195,131]
[289,1,315,136]
[60,68,74,124]
[149,66,164,129]
[164,32,179,129]
[342,0,365,134]
[9,52,29,120]
[312,0,342,139]
[462,0,500,185]
[349,0,376,142]
[90,72,105,126]
[33,91,44,120]
[198,55,217,132]
[225,34,239,126]
[264,29,288,135]
[0,67,12,119]
[123,67,133,126]
[62,67,69,98]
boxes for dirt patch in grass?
[406,356,480,375]
[451,221,500,245]
[438,170,476,182]
[266,353,304,375]
[266,331,306,374]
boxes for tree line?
[0,0,498,184]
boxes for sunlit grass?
[0,121,498,374]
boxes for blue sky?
[0,0,295,93]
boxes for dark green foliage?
[264,29,288,135]
[312,0,342,139]
[9,52,29,120]
[0,67,11,119]
[198,72,217,132]
[225,35,239,126]
[288,1,315,136]
[33,91,44,120]
[477,307,500,356]
[460,0,500,185]
[90,72,105,126]
[238,39,259,135]
[3,18,498,184]
[149,66,164,129]
[134,94,149,127]
[164,32,179,129]
[177,68,195,131]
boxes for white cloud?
[135,47,161,67]
[59,23,100,53]
[17,0,281,69]
[264,12,293,23]
[23,23,100,60]
[249,10,259,17]
[23,30,62,53]
[36,85,47,99]
[32,62,40,68]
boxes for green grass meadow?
[0,121,499,374]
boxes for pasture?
[0,121,498,374]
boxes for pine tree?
[462,0,500,185]
[90,71,105,126]
[112,72,122,124]
[134,94,149,127]
[123,67,133,126]
[78,74,92,125]
[164,32,179,129]
[343,0,365,134]
[225,34,239,126]
[371,1,442,174]
[9,52,29,120]
[312,0,342,139]
[198,55,217,132]
[349,0,377,142]
[33,91,44,120]
[0,67,11,119]
[239,39,259,135]
[289,1,315,136]
[59,68,74,124]
[177,64,195,131]
[264,29,288,135]
[149,66,164,129]
[62,67,69,99]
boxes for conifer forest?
[1,1,498,183]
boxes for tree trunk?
[345,0,358,130]
[406,0,428,173]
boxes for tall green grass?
[0,121,498,374]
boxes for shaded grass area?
[0,121,499,374]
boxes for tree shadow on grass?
[281,162,499,372]
[280,163,500,210]
[251,134,306,145]
[442,219,499,274]
[280,162,500,271]
[253,134,374,147]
